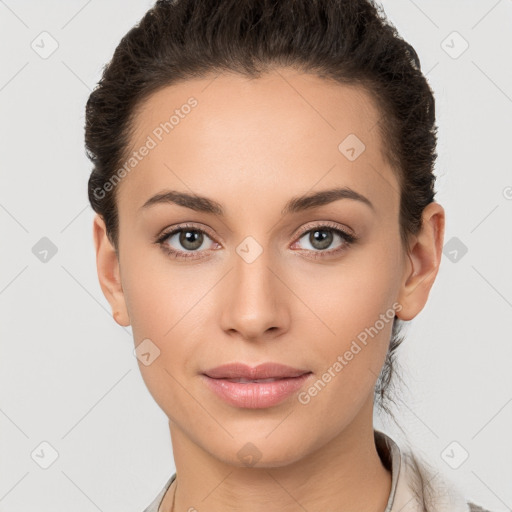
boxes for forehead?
[117,69,399,217]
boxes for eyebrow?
[140,186,375,216]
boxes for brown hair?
[85,0,438,420]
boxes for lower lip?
[201,373,312,409]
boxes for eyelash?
[154,221,358,261]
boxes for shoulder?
[376,431,494,512]
[400,449,497,512]
[142,473,176,512]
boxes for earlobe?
[92,214,131,327]
[396,202,445,321]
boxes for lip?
[203,362,310,380]
[201,362,313,409]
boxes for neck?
[163,399,391,512]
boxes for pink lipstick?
[201,362,313,408]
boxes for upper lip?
[203,362,311,379]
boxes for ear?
[92,214,131,327]
[396,202,445,321]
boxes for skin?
[93,68,445,512]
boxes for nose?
[219,242,290,342]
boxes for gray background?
[1,0,511,510]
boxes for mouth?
[201,362,313,409]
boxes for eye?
[155,223,219,259]
[291,222,357,259]
[154,221,357,261]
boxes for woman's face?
[94,68,443,467]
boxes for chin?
[208,434,310,469]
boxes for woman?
[85,0,493,510]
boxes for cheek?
[124,276,171,342]
[295,250,400,392]
[121,241,181,338]
[295,285,397,437]
[302,252,399,337]
[122,261,197,411]
[121,248,209,378]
